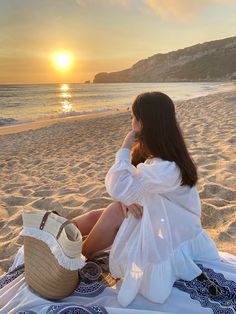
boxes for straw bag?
[20,210,85,300]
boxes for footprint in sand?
[82,197,111,210]
[78,161,90,169]
[32,197,64,212]
[227,221,236,237]
[78,183,98,195]
[69,160,77,167]
[201,202,220,228]
[225,163,236,173]
[31,197,54,210]
[227,135,236,144]
[6,160,18,168]
[0,219,6,230]
[2,183,24,191]
[58,188,79,196]
[32,159,41,165]
[19,189,33,196]
[3,188,20,194]
[61,197,83,207]
[52,174,68,181]
[85,187,106,198]
[102,191,110,198]
[202,198,231,207]
[217,231,233,242]
[3,196,33,206]
[203,163,216,171]
[87,170,96,177]
[71,167,80,174]
[199,183,236,201]
[32,190,54,197]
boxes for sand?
[0,89,235,276]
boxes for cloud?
[75,0,131,8]
[144,0,236,20]
[143,0,206,19]
[76,0,236,20]
[112,0,131,7]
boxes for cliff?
[93,36,236,83]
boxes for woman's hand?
[121,130,139,149]
[120,202,143,219]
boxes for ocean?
[0,82,233,127]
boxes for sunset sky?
[1,0,236,84]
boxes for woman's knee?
[87,209,104,225]
[104,201,125,227]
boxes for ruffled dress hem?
[110,230,220,306]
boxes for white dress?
[105,148,220,307]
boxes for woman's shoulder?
[136,157,182,192]
[142,156,178,173]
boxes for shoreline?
[0,109,129,136]
[0,80,234,85]
[1,87,235,136]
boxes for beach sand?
[0,90,235,276]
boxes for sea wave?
[0,82,234,127]
[0,118,18,127]
[56,108,113,119]
[0,108,121,128]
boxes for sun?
[54,53,71,70]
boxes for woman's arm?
[121,130,139,150]
[120,202,143,219]
[105,132,181,208]
[118,131,144,219]
[105,131,144,206]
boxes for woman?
[73,91,220,307]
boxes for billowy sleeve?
[105,148,181,206]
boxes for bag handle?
[56,220,77,240]
[39,210,77,240]
[39,210,60,230]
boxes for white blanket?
[0,246,236,314]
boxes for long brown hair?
[131,91,198,187]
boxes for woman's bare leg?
[73,209,104,236]
[81,202,125,259]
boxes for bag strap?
[56,220,76,240]
[39,210,77,240]
[39,210,60,230]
